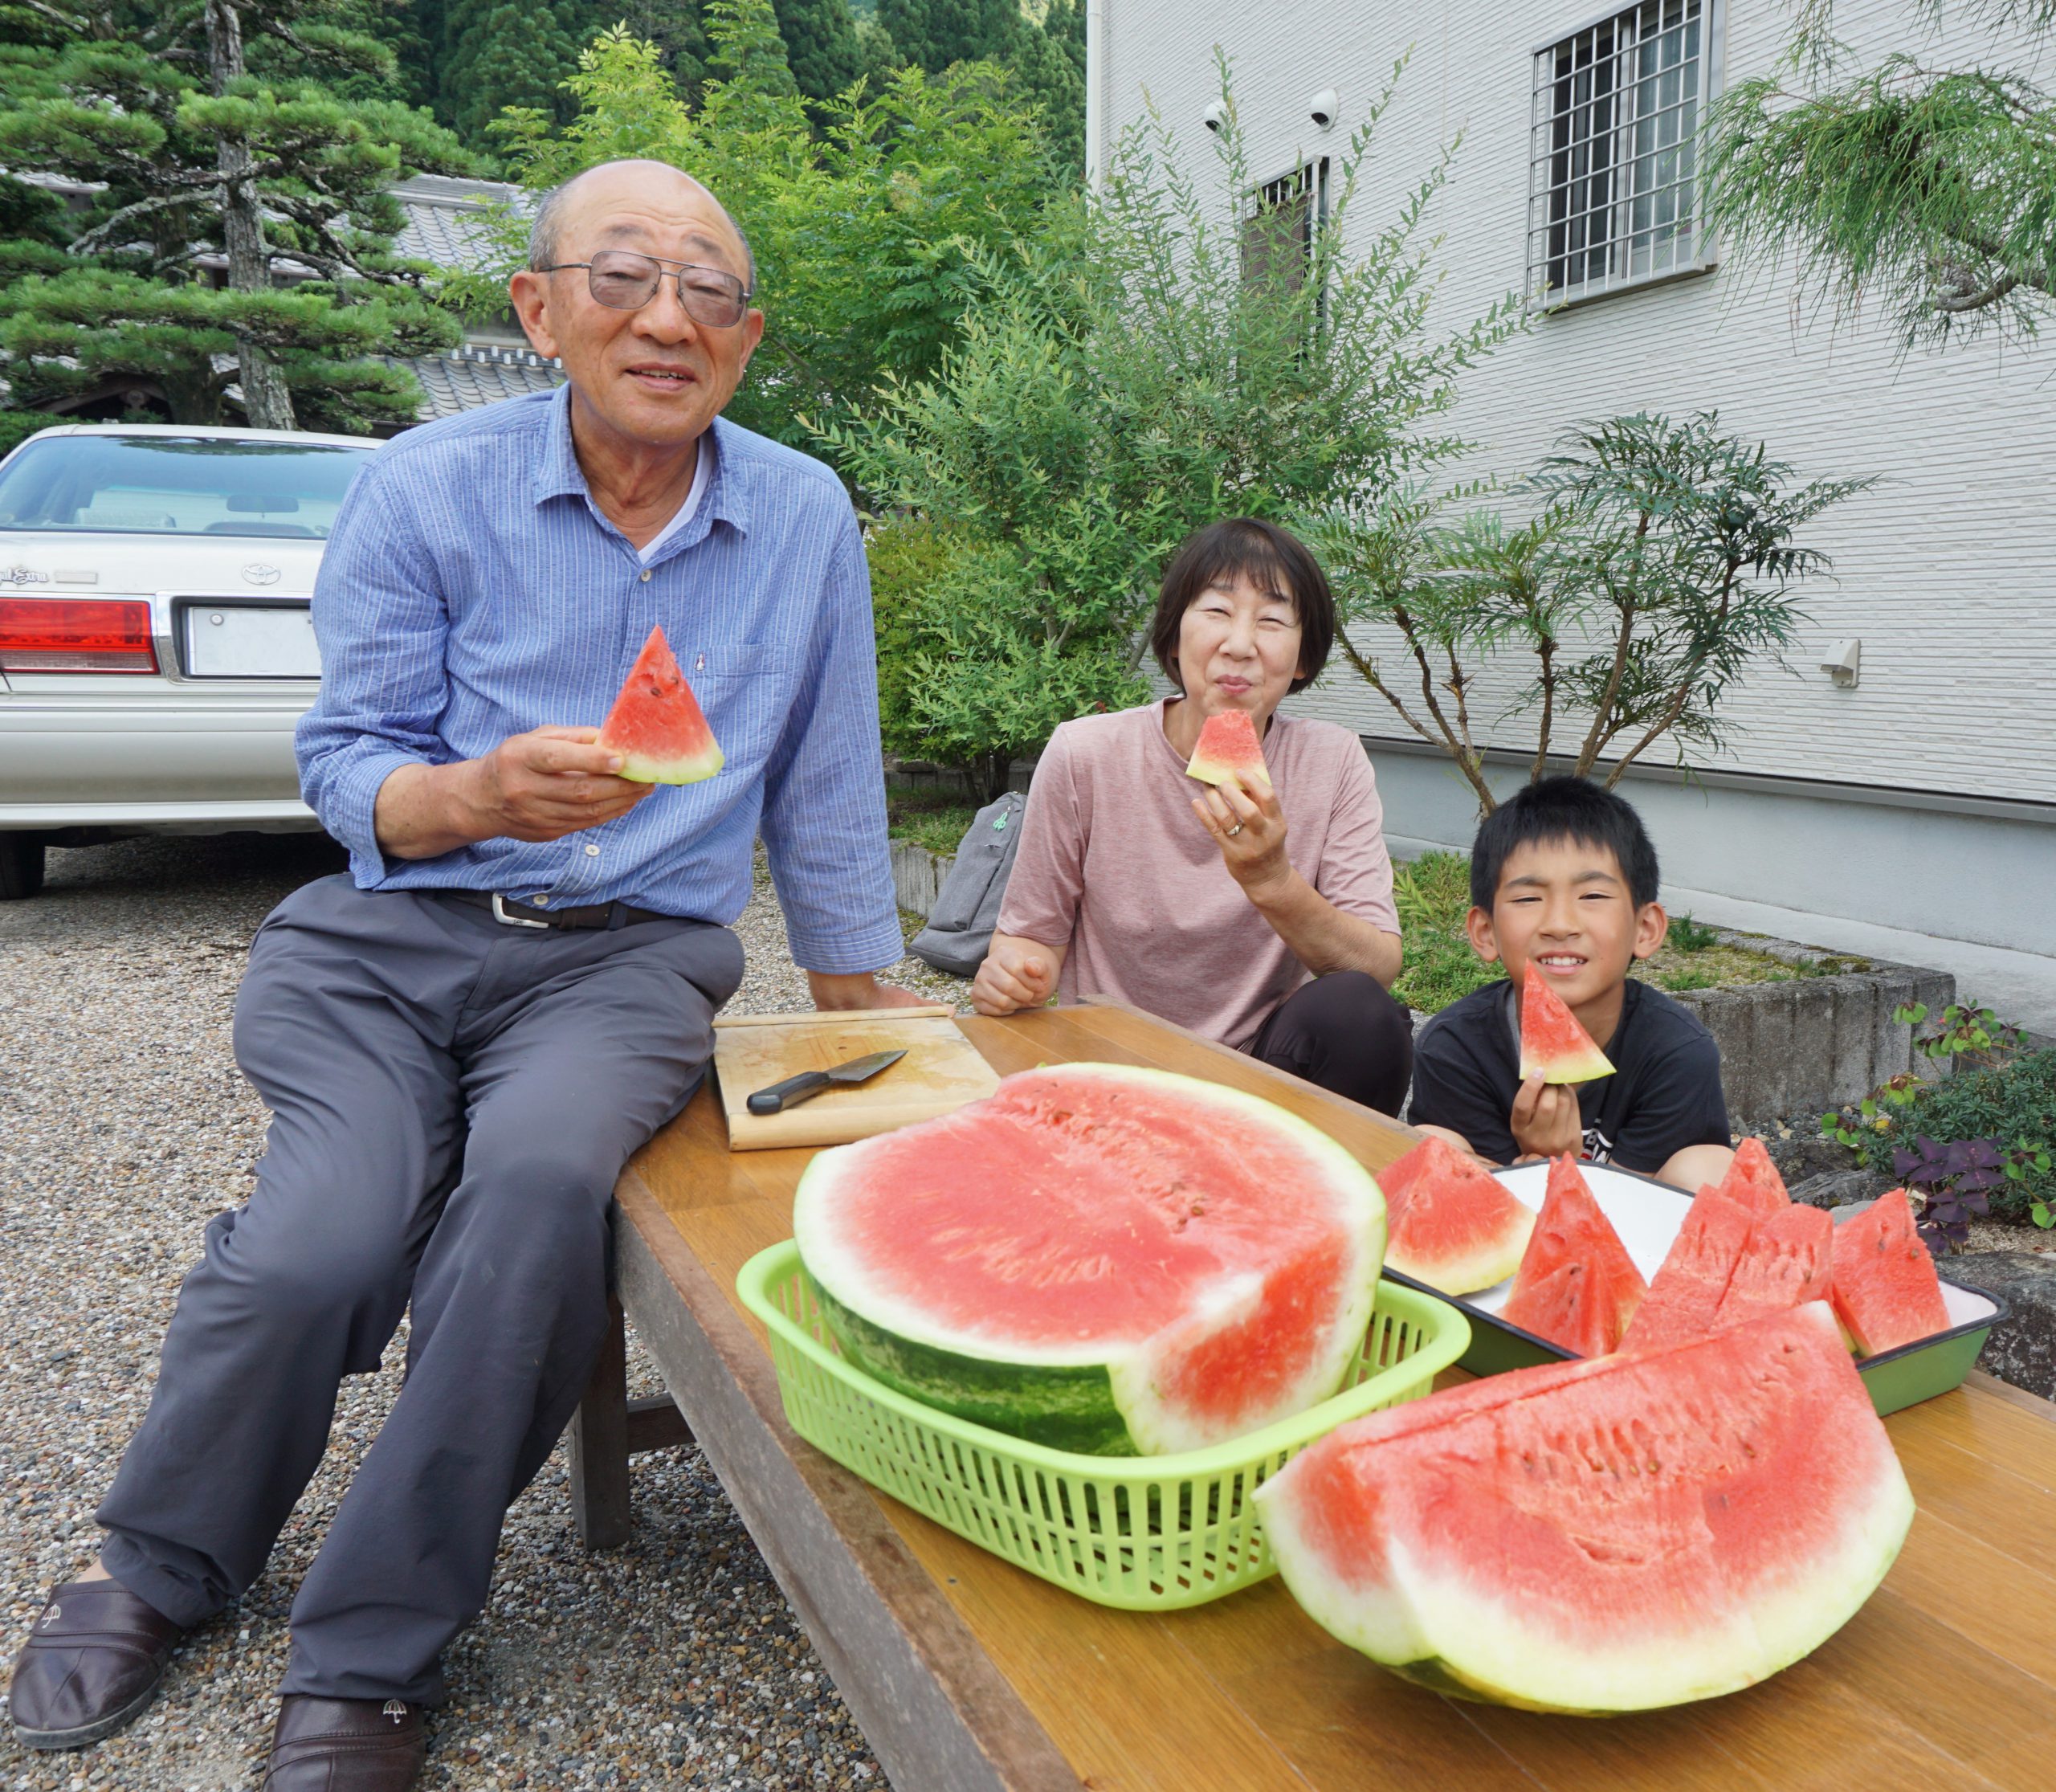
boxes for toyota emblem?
[242,563,282,586]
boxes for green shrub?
[1391,851,1501,1015]
[1659,966,1719,993]
[1857,1049,2056,1225]
[0,410,55,459]
[867,516,962,766]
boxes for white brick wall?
[1094,1,2056,803]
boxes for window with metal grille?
[1528,0,1712,308]
[1243,162,1325,298]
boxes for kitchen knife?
[745,1048,908,1116]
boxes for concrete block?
[889,840,950,918]
[1939,1253,2056,1402]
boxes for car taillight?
[0,597,157,673]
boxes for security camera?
[1308,87,1340,130]
[1202,99,1229,133]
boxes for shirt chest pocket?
[682,639,783,771]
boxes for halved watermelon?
[1519,974,1614,1084]
[1499,1153,1646,1356]
[1714,1136,1790,1218]
[1379,1137,1536,1295]
[1713,1204,1834,1331]
[1254,1302,1915,1713]
[791,1063,1385,1455]
[1830,1190,1950,1357]
[1185,708,1273,790]
[597,625,724,784]
[1617,1186,1756,1353]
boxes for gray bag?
[909,790,1027,977]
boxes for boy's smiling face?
[1466,835,1666,1039]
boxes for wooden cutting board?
[711,1005,1001,1151]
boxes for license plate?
[183,603,322,678]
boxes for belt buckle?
[491,894,553,930]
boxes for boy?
[1409,777,1735,1190]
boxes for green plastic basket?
[736,1241,1471,1610]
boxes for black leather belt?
[440,891,672,931]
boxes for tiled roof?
[390,173,530,271]
[385,346,565,422]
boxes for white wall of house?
[1090,0,2056,966]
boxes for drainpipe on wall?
[1086,0,1107,189]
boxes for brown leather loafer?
[263,1694,426,1791]
[8,1578,186,1749]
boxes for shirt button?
[585,844,600,857]
[531,894,550,907]
[639,568,652,582]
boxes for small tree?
[0,0,467,431]
[1309,414,1870,811]
[1707,1,2056,346]
[822,56,1517,798]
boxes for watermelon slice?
[596,625,724,784]
[1713,1203,1834,1331]
[1519,973,1614,1084]
[1713,1136,1790,1218]
[1254,1302,1915,1713]
[1499,1153,1646,1356]
[1617,1186,1756,1353]
[1378,1137,1536,1296]
[791,1063,1385,1455]
[1185,708,1273,790]
[1830,1189,1950,1357]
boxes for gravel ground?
[0,834,965,1792]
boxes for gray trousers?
[96,876,744,1702]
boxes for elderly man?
[7,160,919,1790]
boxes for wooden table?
[569,1002,2056,1792]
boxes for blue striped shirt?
[296,386,904,974]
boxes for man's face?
[510,164,765,452]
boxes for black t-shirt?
[1409,978,1729,1174]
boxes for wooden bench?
[569,1001,2056,1791]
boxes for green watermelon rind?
[793,1062,1386,1458]
[614,742,725,786]
[806,1272,1138,1455]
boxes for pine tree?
[0,0,469,431]
[1010,4,1083,179]
[773,0,862,103]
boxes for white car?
[0,422,381,897]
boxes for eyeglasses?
[539,249,754,328]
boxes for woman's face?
[1177,574,1304,722]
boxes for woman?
[972,517,1414,1113]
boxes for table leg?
[569,1295,698,1551]
[569,1294,633,1550]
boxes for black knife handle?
[748,1070,833,1116]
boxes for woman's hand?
[972,934,1062,1016]
[1191,772,1289,893]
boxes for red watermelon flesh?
[1830,1189,1950,1357]
[1378,1137,1536,1295]
[597,625,724,785]
[1519,974,1615,1084]
[1254,1301,1915,1712]
[790,1063,1385,1455]
[1713,1204,1834,1331]
[1714,1136,1790,1218]
[1617,1186,1756,1353]
[1499,1153,1646,1355]
[1185,708,1273,790]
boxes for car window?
[0,435,375,539]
